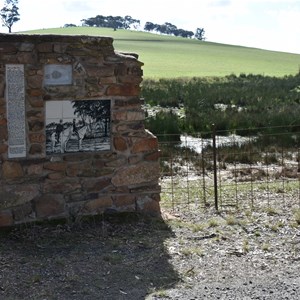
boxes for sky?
[1,0,300,54]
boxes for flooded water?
[180,134,255,154]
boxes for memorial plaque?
[46,100,111,154]
[5,64,26,158]
[44,64,72,85]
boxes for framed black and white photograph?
[46,100,111,154]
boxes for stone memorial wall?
[0,33,161,227]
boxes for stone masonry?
[0,33,161,227]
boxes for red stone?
[82,177,111,192]
[28,97,44,108]
[13,184,40,205]
[113,111,127,121]
[0,43,17,53]
[42,179,81,194]
[87,65,115,77]
[35,194,65,218]
[118,76,143,84]
[2,161,24,179]
[0,118,7,126]
[28,89,43,97]
[0,127,8,141]
[29,144,43,155]
[126,110,145,121]
[113,195,136,207]
[0,107,5,115]
[28,120,44,132]
[43,162,67,172]
[107,84,140,96]
[47,172,66,180]
[36,42,53,52]
[100,77,117,84]
[17,52,37,64]
[113,136,128,151]
[29,133,45,143]
[27,75,43,89]
[111,161,160,187]
[136,195,161,215]
[144,151,160,161]
[132,137,158,154]
[83,196,113,213]
[0,210,13,227]
[13,203,33,222]
[26,164,44,175]
[65,161,89,177]
[0,144,8,154]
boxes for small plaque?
[5,64,26,158]
[44,64,72,85]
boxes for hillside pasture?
[21,27,300,78]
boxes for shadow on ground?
[0,214,179,299]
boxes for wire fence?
[158,125,300,213]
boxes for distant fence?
[158,125,300,212]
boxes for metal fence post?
[212,124,218,211]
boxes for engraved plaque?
[44,64,72,85]
[5,64,26,158]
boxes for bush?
[141,73,300,136]
[145,111,182,142]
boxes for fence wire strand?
[158,126,300,213]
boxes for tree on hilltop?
[81,14,206,40]
[124,15,140,30]
[144,21,195,38]
[81,15,140,31]
[0,0,20,33]
[195,28,206,40]
[64,24,77,28]
[144,22,156,31]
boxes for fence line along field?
[158,126,300,214]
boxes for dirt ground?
[1,203,300,300]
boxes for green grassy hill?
[21,27,300,78]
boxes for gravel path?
[0,202,299,299]
[147,205,300,299]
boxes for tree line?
[80,15,141,31]
[1,0,206,41]
[144,21,205,40]
[79,15,205,40]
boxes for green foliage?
[81,15,140,30]
[142,73,300,136]
[294,209,300,225]
[0,0,20,33]
[226,215,239,226]
[208,218,219,227]
[145,111,182,142]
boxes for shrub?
[145,111,182,142]
[142,73,300,137]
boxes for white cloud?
[0,0,299,53]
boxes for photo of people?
[45,100,111,154]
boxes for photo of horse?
[45,100,111,154]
